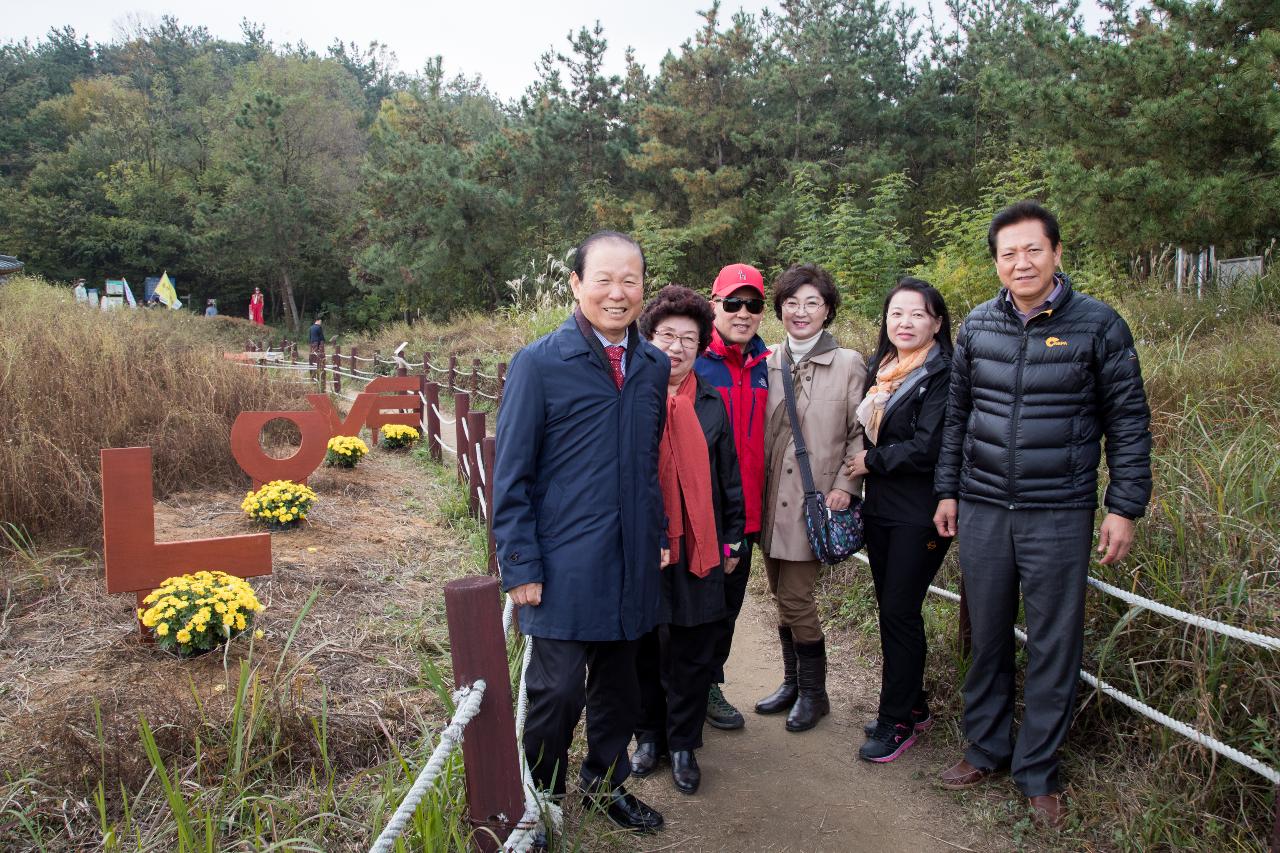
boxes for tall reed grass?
[0,277,303,542]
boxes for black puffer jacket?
[934,276,1152,518]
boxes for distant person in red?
[249,287,265,325]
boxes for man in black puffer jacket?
[932,201,1152,829]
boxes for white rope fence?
[852,550,1280,785]
[1085,576,1280,652]
[368,680,488,853]
[502,597,564,852]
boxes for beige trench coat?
[760,333,868,561]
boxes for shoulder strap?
[780,350,821,498]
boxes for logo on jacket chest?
[1044,336,1069,348]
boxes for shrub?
[379,424,419,449]
[0,277,303,542]
[137,571,265,655]
[241,480,317,528]
[325,435,369,468]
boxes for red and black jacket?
[694,329,770,535]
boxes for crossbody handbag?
[779,349,865,564]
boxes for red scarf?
[658,372,720,577]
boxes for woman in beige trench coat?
[754,263,867,733]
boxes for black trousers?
[865,520,951,727]
[635,622,720,751]
[957,500,1093,797]
[710,536,754,683]
[522,636,640,796]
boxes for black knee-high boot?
[755,626,798,715]
[786,638,829,732]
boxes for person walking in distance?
[933,201,1152,829]
[694,263,770,731]
[249,287,265,325]
[493,231,669,836]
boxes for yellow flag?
[154,272,181,309]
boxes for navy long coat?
[493,314,670,641]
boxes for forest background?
[2,0,1278,327]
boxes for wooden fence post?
[482,437,498,576]
[331,345,342,394]
[349,346,357,375]
[471,358,481,398]
[423,351,431,380]
[496,363,506,411]
[957,575,972,658]
[454,392,470,485]
[425,382,442,462]
[448,355,458,395]
[467,410,485,518]
[443,576,523,853]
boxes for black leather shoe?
[670,749,700,795]
[629,741,665,778]
[581,786,665,832]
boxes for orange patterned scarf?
[856,343,934,444]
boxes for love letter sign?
[230,377,425,486]
[101,447,272,633]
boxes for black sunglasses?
[715,296,765,315]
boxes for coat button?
[508,552,521,562]
[786,468,793,474]
[781,501,788,507]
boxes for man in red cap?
[694,263,771,730]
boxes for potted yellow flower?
[325,435,369,468]
[380,424,420,449]
[241,479,317,529]
[137,571,265,656]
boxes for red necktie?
[606,345,624,390]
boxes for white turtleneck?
[786,332,821,362]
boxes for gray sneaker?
[706,683,745,730]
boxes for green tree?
[200,55,365,328]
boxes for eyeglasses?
[782,299,825,314]
[652,329,700,350]
[713,296,765,315]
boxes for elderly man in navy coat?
[493,230,670,834]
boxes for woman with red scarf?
[248,287,265,325]
[630,285,745,795]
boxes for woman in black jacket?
[846,277,954,763]
[630,285,746,795]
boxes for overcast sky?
[8,1,1106,101]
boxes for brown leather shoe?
[938,758,996,789]
[1029,793,1065,829]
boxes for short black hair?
[870,276,954,371]
[639,284,715,356]
[772,263,839,328]
[988,200,1060,257]
[571,230,646,280]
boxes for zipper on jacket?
[1008,329,1029,509]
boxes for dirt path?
[626,593,1000,853]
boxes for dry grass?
[0,277,305,543]
[0,452,477,850]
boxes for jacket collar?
[555,310,654,369]
[707,328,770,366]
[881,344,948,422]
[800,330,840,365]
[998,272,1074,324]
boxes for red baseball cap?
[712,263,765,298]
